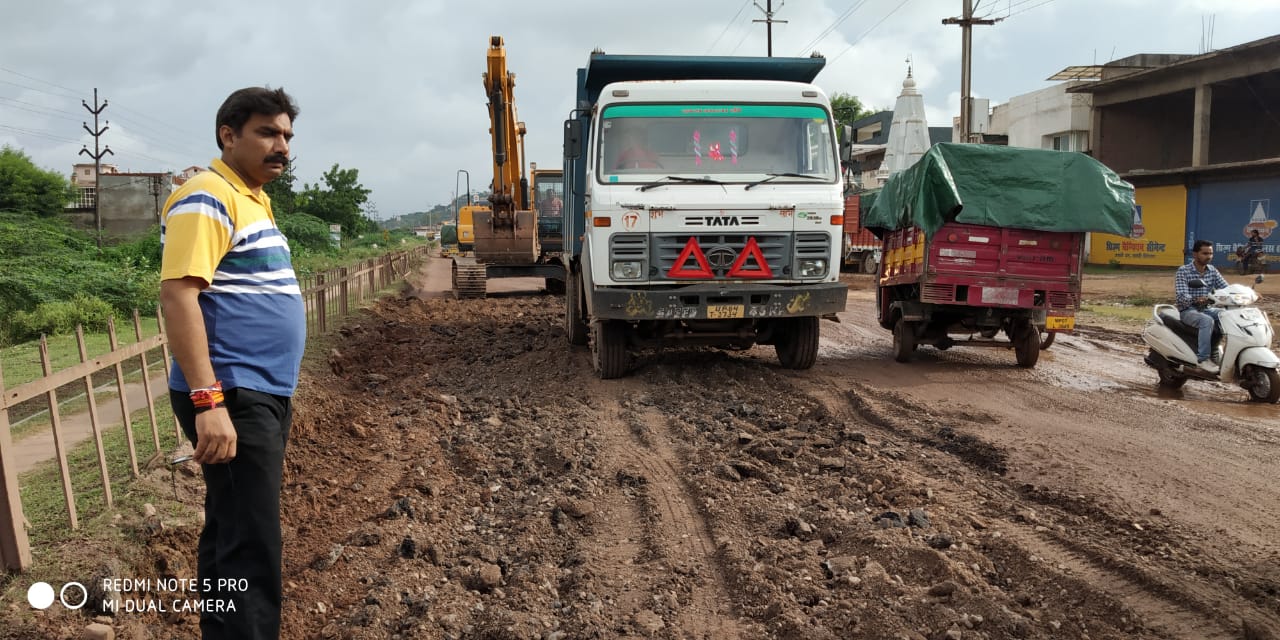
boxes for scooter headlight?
[1229,293,1251,306]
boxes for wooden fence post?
[0,360,33,571]
[316,273,327,334]
[133,311,161,451]
[340,267,349,316]
[156,307,172,382]
[75,326,113,509]
[39,336,78,529]
[107,318,140,478]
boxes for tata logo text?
[685,215,762,227]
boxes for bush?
[278,213,335,254]
[8,294,116,343]
[105,226,163,271]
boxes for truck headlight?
[612,260,644,280]
[797,258,827,278]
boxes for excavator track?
[451,258,488,299]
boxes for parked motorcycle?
[1142,275,1280,402]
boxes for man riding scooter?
[1174,240,1229,373]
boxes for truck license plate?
[706,304,745,319]
[979,287,1019,305]
[1045,315,1075,331]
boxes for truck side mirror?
[564,119,583,160]
[839,124,853,165]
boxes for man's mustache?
[265,154,289,166]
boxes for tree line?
[0,145,398,345]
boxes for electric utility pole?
[942,1,998,142]
[79,87,113,247]
[752,0,787,57]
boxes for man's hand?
[1194,296,1211,307]
[193,408,237,464]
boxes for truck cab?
[563,54,849,378]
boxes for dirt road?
[11,260,1279,639]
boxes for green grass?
[1080,304,1153,323]
[17,399,184,547]
[0,316,163,388]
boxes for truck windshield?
[598,104,838,184]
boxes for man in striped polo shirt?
[159,86,304,640]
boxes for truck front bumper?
[593,282,848,321]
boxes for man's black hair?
[215,87,300,150]
[1193,239,1213,252]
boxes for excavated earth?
[5,262,1280,640]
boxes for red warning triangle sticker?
[667,237,714,278]
[728,237,773,278]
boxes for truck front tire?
[775,316,819,370]
[592,320,629,379]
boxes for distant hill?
[381,192,491,230]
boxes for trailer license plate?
[706,304,745,319]
[1046,315,1074,330]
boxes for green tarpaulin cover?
[862,143,1135,237]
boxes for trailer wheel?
[591,320,629,379]
[1014,322,1041,368]
[892,317,917,363]
[862,252,877,275]
[565,270,588,346]
[776,317,820,370]
[1039,330,1055,350]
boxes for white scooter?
[1142,275,1280,403]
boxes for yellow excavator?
[451,36,565,298]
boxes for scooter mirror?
[1256,275,1265,285]
[1188,278,1206,289]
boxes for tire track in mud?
[586,387,744,639]
[803,377,1268,639]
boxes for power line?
[0,100,82,122]
[0,67,81,99]
[109,101,204,140]
[795,0,872,56]
[0,123,81,144]
[1006,0,1056,20]
[707,0,754,54]
[828,0,914,65]
[0,95,84,119]
[729,20,757,55]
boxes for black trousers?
[172,387,291,640]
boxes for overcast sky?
[3,0,1277,219]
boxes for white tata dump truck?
[561,52,849,378]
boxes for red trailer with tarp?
[842,193,881,273]
[864,143,1135,367]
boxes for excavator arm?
[483,35,529,222]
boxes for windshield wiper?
[744,173,827,190]
[637,176,725,192]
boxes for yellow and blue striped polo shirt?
[160,158,306,396]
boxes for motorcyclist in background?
[1175,240,1230,373]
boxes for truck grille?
[654,233,792,280]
